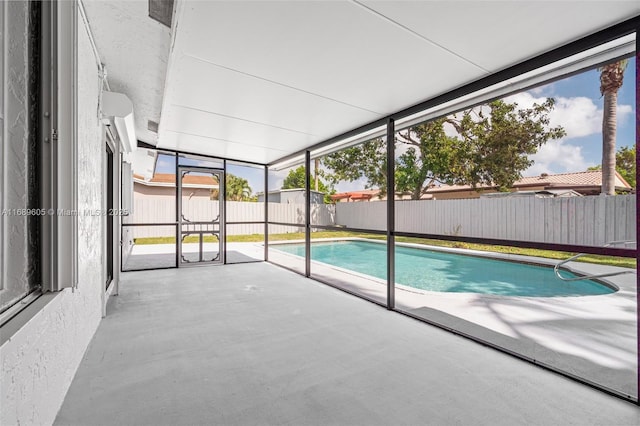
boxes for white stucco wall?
[1,0,31,310]
[1,8,105,425]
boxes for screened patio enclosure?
[92,1,640,403]
[6,4,640,424]
[3,4,639,423]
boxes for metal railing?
[554,240,636,282]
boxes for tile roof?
[427,170,631,193]
[517,170,629,187]
[329,170,632,200]
[329,189,380,201]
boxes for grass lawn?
[133,231,636,269]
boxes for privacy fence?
[125,195,635,247]
[125,200,335,237]
[337,194,636,247]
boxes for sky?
[155,57,636,195]
[505,57,635,177]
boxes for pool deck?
[269,238,638,399]
[127,239,637,398]
[123,242,264,270]
[56,262,639,425]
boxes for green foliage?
[616,146,635,188]
[226,173,255,201]
[281,165,335,203]
[282,166,307,189]
[320,139,387,196]
[397,119,463,199]
[321,139,388,197]
[323,99,565,199]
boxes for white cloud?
[407,90,633,145]
[443,121,458,138]
[549,97,602,138]
[524,138,593,176]
[618,104,633,124]
[504,92,633,140]
[508,89,634,175]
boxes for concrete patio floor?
[122,242,264,270]
[55,262,638,425]
[123,240,637,396]
[268,239,638,399]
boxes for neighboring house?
[257,189,325,204]
[330,170,632,202]
[330,189,380,202]
[134,173,219,200]
[428,170,632,200]
[479,189,584,198]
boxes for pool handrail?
[554,240,636,282]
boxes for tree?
[282,165,334,203]
[323,99,565,199]
[588,145,635,189]
[616,146,635,189]
[225,173,255,201]
[599,60,628,195]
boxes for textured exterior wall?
[82,1,170,145]
[1,9,105,426]
[2,1,31,309]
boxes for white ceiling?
[154,1,639,164]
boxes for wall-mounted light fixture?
[101,91,137,158]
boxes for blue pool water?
[273,240,615,297]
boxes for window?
[1,1,42,317]
[1,0,78,322]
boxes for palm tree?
[225,174,252,201]
[599,59,627,195]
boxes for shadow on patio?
[54,263,638,426]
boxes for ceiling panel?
[361,1,640,71]
[160,131,290,164]
[162,106,317,155]
[175,0,484,113]
[167,55,380,137]
[164,106,315,149]
[157,0,638,165]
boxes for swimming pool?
[273,240,615,297]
